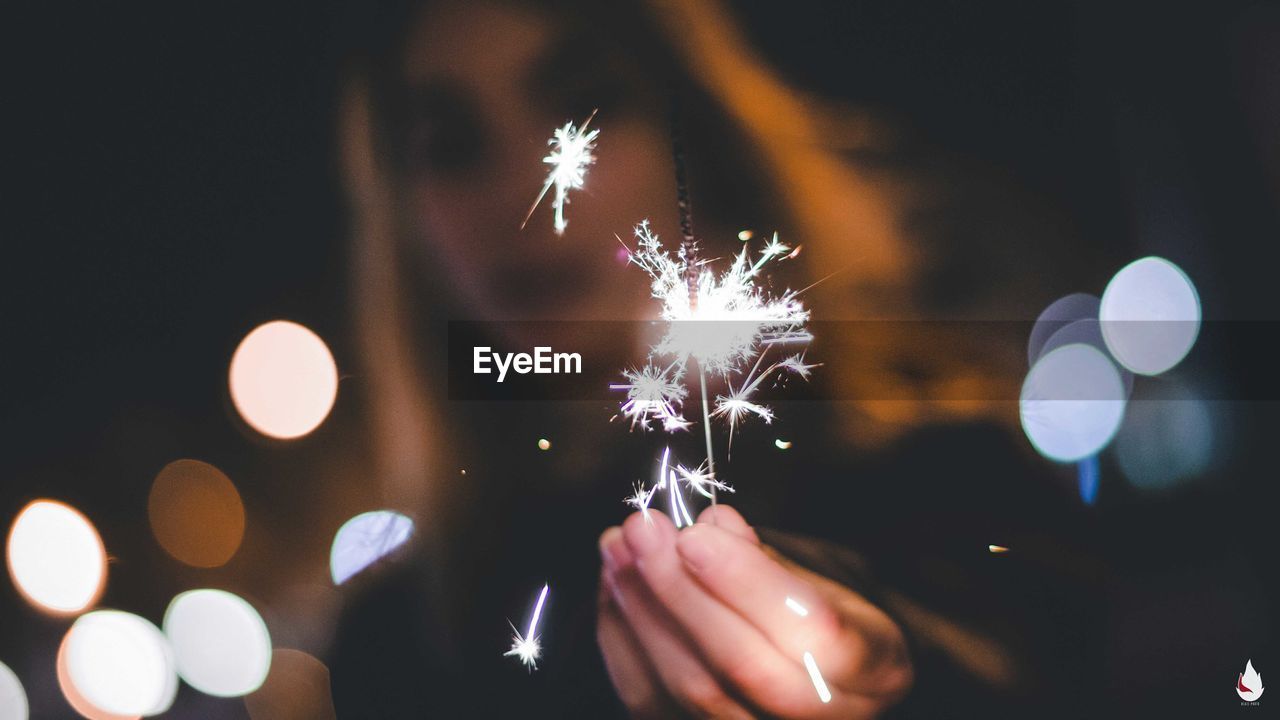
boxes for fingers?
[694,505,759,544]
[600,523,755,719]
[620,511,862,718]
[596,564,678,718]
[677,523,910,700]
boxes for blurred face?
[401,0,680,325]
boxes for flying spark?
[610,364,688,431]
[504,584,550,670]
[674,461,734,500]
[523,110,599,235]
[777,353,819,380]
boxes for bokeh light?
[1038,319,1133,397]
[1100,256,1201,376]
[537,438,551,451]
[63,611,177,717]
[330,510,414,585]
[164,589,272,698]
[1115,384,1215,492]
[229,320,339,439]
[243,649,337,720]
[148,459,245,568]
[57,633,141,720]
[1027,293,1100,365]
[6,499,106,614]
[0,660,28,720]
[1020,344,1127,462]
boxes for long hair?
[338,0,1018,543]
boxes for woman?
[330,0,1100,717]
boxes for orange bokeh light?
[243,649,337,720]
[148,459,245,568]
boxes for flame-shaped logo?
[1236,659,1264,702]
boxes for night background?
[2,1,1277,717]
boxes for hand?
[596,505,913,719]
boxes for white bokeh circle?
[1020,343,1127,462]
[64,611,178,717]
[164,589,272,698]
[1100,256,1201,376]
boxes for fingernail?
[675,526,717,573]
[603,567,625,607]
[622,509,666,557]
[599,527,627,572]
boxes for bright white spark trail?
[803,651,833,704]
[504,583,550,670]
[785,596,809,617]
[523,110,599,235]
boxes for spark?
[669,468,695,527]
[712,390,774,429]
[674,461,734,500]
[777,353,819,380]
[523,110,599,235]
[610,364,688,431]
[785,596,809,616]
[711,359,776,445]
[626,448,670,522]
[988,545,1010,554]
[625,220,810,374]
[625,480,658,517]
[775,439,792,450]
[803,652,833,704]
[504,584,550,670]
[753,232,791,272]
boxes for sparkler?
[504,583,550,671]
[613,220,813,510]
[522,110,600,235]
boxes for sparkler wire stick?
[671,93,722,517]
[698,365,716,508]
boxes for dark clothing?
[329,404,1102,718]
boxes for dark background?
[3,1,1277,716]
